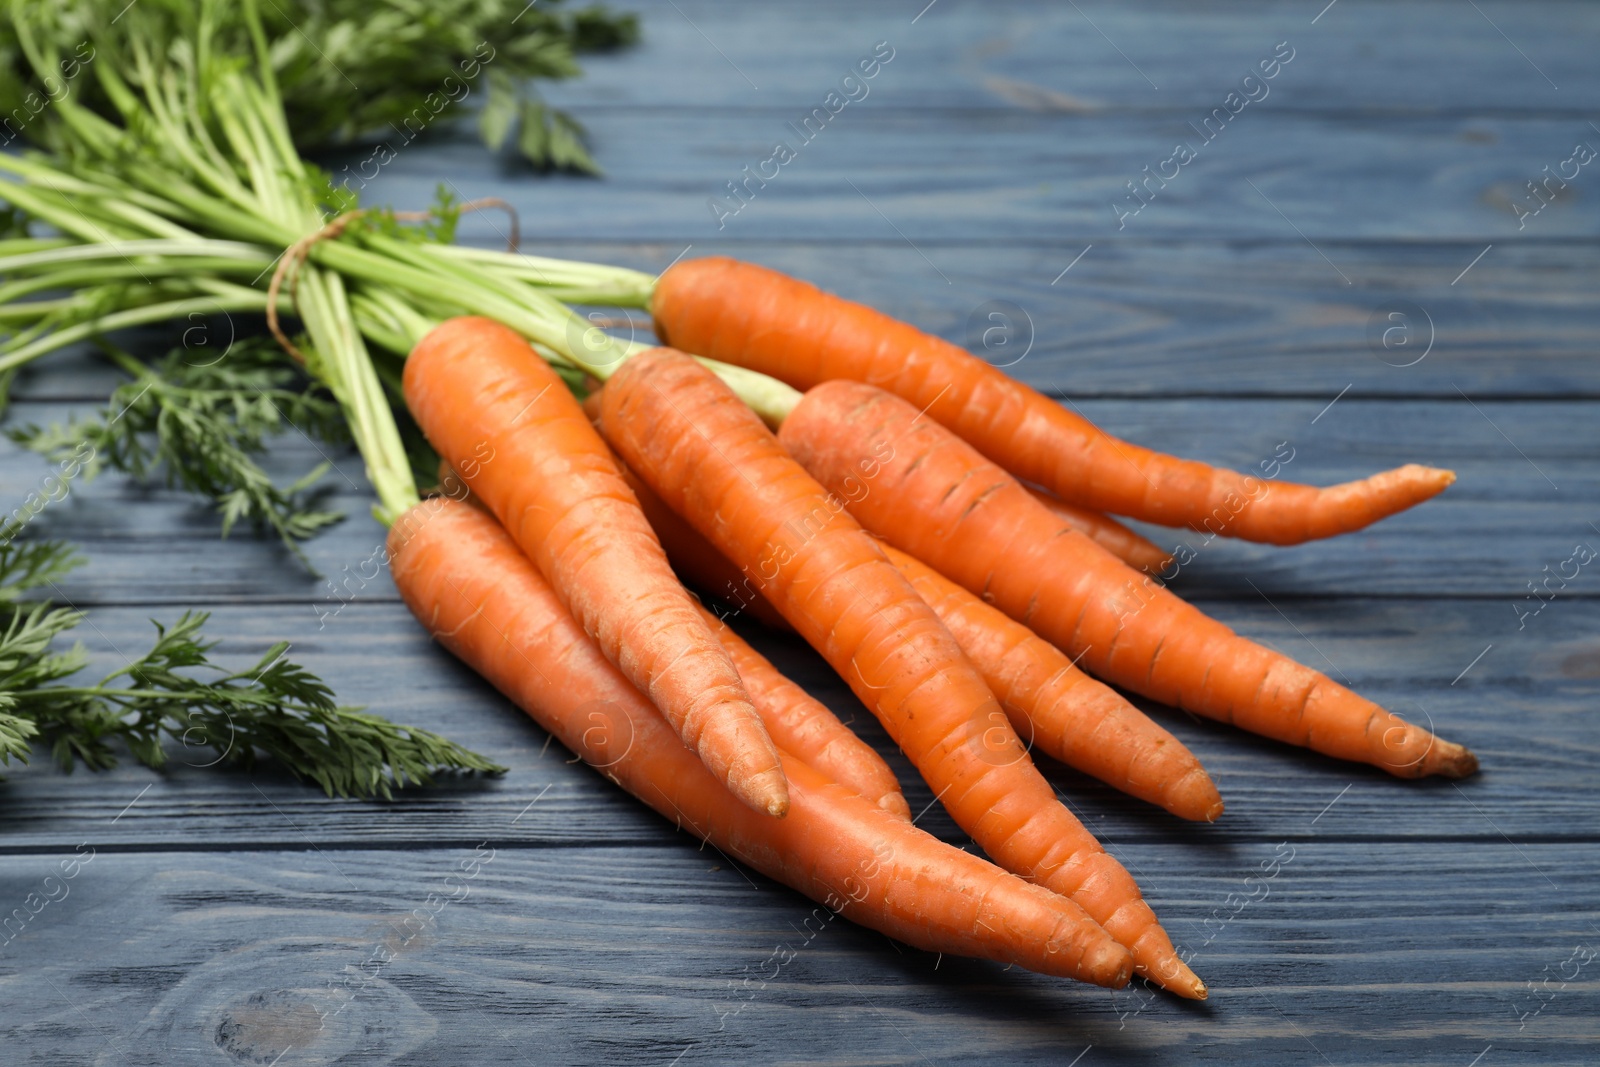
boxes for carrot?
[597,348,1207,999]
[437,458,902,817]
[696,603,911,820]
[577,393,791,631]
[651,257,1455,544]
[641,473,793,629]
[389,496,1132,988]
[880,542,1223,822]
[458,429,791,633]
[1026,488,1172,574]
[402,316,788,817]
[781,380,1479,780]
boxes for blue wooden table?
[4,2,1598,1063]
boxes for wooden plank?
[1,596,1594,851]
[2,843,1595,1065]
[12,241,1600,404]
[3,397,1591,602]
[542,0,1598,113]
[341,112,1600,241]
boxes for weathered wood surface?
[544,0,1598,113]
[4,845,1597,1066]
[3,1,1598,1064]
[350,112,1600,241]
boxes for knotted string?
[265,197,520,363]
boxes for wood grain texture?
[337,112,1600,241]
[543,0,1598,114]
[2,845,1596,1066]
[2,0,1597,1062]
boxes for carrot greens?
[10,341,348,560]
[0,524,504,793]
[0,0,638,173]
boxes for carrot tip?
[1434,741,1480,779]
[1142,956,1208,1000]
[736,767,791,818]
[1401,464,1456,496]
[1092,943,1135,990]
[1168,969,1209,1001]
[1165,767,1225,822]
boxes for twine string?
[265,197,521,363]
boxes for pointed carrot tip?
[1166,767,1225,822]
[1435,742,1480,779]
[1167,965,1209,1001]
[881,794,914,820]
[1142,956,1208,1000]
[737,766,791,818]
[1412,736,1479,779]
[1404,464,1456,494]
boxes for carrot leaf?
[0,539,507,794]
[8,342,348,567]
[479,71,520,153]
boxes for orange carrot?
[638,470,795,630]
[579,390,791,629]
[781,380,1478,780]
[403,317,788,817]
[1026,489,1171,574]
[696,604,910,819]
[389,496,1132,987]
[598,347,1206,999]
[880,542,1223,822]
[608,431,793,630]
[651,257,1454,544]
[437,458,903,816]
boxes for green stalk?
[424,244,657,307]
[0,260,272,306]
[0,171,148,244]
[352,288,438,352]
[0,299,72,323]
[694,361,801,427]
[0,290,274,372]
[293,267,418,524]
[0,237,74,257]
[0,239,270,273]
[349,294,419,358]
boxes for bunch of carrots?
[0,3,1476,999]
[387,260,1474,998]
